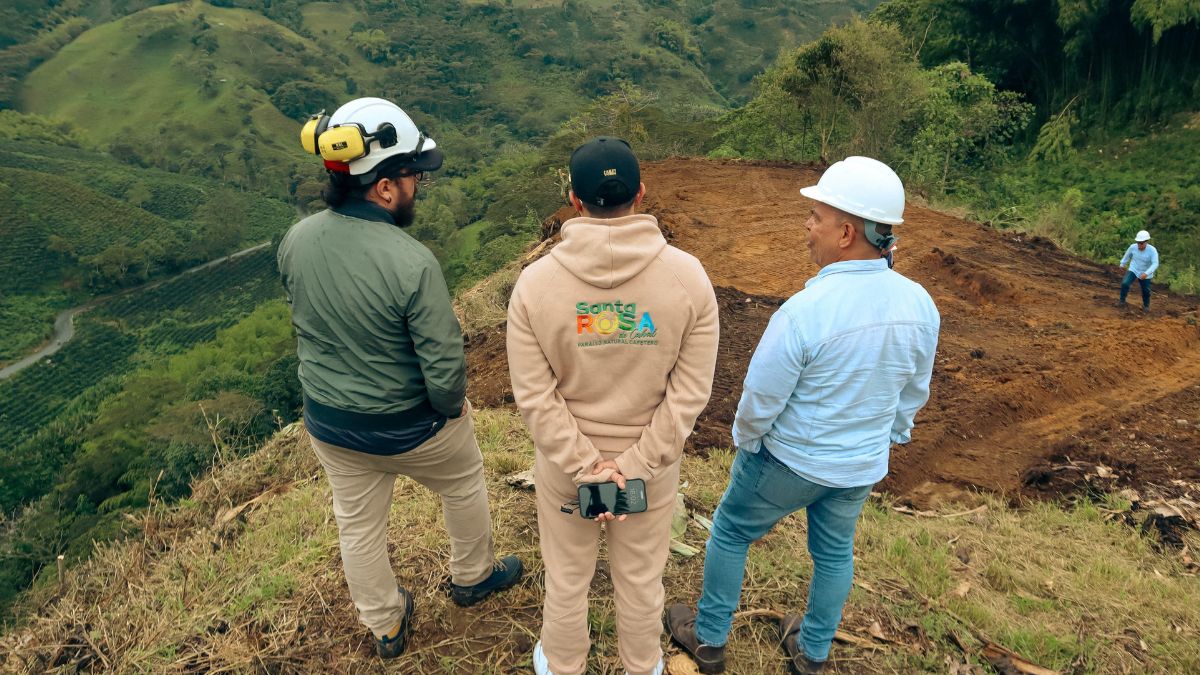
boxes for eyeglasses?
[395,171,435,189]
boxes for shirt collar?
[332,198,396,226]
[805,258,889,288]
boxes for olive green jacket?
[277,200,466,419]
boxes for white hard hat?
[800,156,905,225]
[1135,230,1151,242]
[328,97,441,176]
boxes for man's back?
[734,258,939,488]
[508,213,716,446]
[277,205,465,417]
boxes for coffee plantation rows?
[0,322,138,443]
[0,214,57,294]
[98,246,283,351]
[0,246,283,446]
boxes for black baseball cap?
[569,136,641,208]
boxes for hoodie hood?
[550,214,667,289]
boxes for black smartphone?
[577,479,647,519]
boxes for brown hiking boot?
[780,614,827,674]
[664,603,726,674]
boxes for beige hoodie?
[507,214,719,484]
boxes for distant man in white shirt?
[665,157,940,674]
[1116,230,1160,313]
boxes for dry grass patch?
[453,264,520,337]
[678,452,1200,673]
[4,413,1198,673]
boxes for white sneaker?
[533,641,554,675]
[625,658,665,675]
[534,640,662,675]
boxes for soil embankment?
[467,158,1200,507]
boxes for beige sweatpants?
[309,405,495,638]
[535,440,680,675]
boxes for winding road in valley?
[0,241,273,381]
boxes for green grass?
[953,115,1200,293]
[18,2,319,195]
[445,220,488,264]
[6,409,1197,672]
[298,2,381,79]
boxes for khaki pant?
[309,404,494,638]
[535,439,679,675]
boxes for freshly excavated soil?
[467,158,1200,506]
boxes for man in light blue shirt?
[667,157,939,675]
[1117,230,1159,313]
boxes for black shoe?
[1142,305,1150,314]
[375,586,414,659]
[449,556,524,607]
[1113,301,1127,308]
[780,614,827,675]
[664,603,726,674]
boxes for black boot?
[449,555,524,607]
[375,586,415,659]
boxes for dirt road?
[467,158,1200,505]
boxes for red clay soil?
[467,158,1200,507]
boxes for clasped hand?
[590,459,628,523]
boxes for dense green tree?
[873,0,1200,126]
[712,18,1032,196]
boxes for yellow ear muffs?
[317,124,370,163]
[300,112,331,155]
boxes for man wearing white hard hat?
[1116,230,1159,313]
[278,97,523,660]
[667,157,940,674]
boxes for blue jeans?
[694,448,872,662]
[1120,270,1152,308]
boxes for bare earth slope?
[467,158,1200,506]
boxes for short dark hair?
[581,196,637,219]
[320,156,418,208]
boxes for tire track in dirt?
[469,158,1200,506]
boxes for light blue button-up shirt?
[732,259,940,488]
[1120,244,1159,279]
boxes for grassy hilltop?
[18,3,324,194]
[3,412,1197,672]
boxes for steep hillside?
[15,0,882,194]
[3,158,1199,672]
[2,412,1196,672]
[465,158,1200,509]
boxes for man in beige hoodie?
[507,137,720,675]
